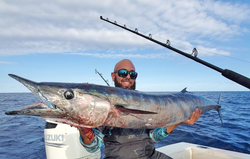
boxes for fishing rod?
[95,69,110,86]
[100,16,250,89]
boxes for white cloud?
[72,52,171,59]
[0,0,249,57]
[0,61,12,64]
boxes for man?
[79,59,201,158]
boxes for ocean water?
[0,92,249,159]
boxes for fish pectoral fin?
[115,105,157,114]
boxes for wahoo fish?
[5,74,222,129]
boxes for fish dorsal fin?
[181,87,188,93]
[115,105,157,114]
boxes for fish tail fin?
[216,94,223,125]
[216,106,223,126]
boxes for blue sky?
[1,0,250,93]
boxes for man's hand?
[182,108,202,125]
[166,108,202,133]
[79,127,95,144]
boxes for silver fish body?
[5,74,222,129]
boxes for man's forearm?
[166,124,180,133]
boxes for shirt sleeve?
[149,127,169,143]
[79,128,104,153]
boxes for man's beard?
[114,77,136,90]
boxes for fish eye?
[64,90,74,100]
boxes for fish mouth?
[5,74,63,117]
[38,89,57,109]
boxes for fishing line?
[157,32,250,64]
[102,17,250,64]
[154,33,250,63]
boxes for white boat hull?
[157,142,250,159]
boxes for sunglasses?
[114,69,138,79]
